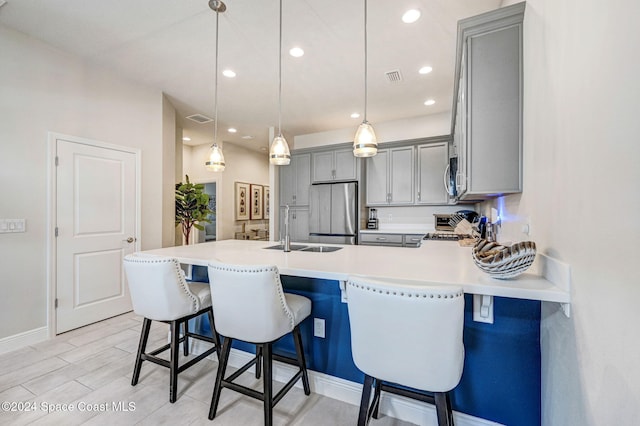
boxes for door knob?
[125,237,136,243]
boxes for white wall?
[294,112,451,150]
[183,143,269,241]
[162,95,176,248]
[0,25,167,339]
[486,0,640,423]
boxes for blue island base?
[192,268,540,426]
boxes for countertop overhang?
[141,239,570,304]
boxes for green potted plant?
[175,175,213,245]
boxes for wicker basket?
[472,239,536,279]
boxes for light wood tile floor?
[0,312,414,425]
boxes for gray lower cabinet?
[359,233,403,247]
[279,207,309,242]
[312,148,357,183]
[403,234,424,247]
[279,153,311,206]
[365,147,414,206]
[452,2,525,199]
[359,232,424,247]
[416,142,449,204]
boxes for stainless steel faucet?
[283,204,291,252]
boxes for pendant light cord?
[278,0,283,137]
[213,10,220,146]
[363,0,368,123]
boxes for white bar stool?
[346,276,465,426]
[124,254,221,403]
[206,262,312,426]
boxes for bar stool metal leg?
[358,374,375,426]
[434,392,454,426]
[293,325,310,395]
[255,346,263,379]
[263,343,273,426]
[132,318,151,386]
[182,321,189,356]
[169,320,181,403]
[209,336,233,420]
[372,378,382,419]
[207,309,221,357]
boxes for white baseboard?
[0,326,49,355]
[192,341,503,426]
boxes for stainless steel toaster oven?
[434,214,454,232]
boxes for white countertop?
[141,239,570,304]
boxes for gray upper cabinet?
[312,148,357,182]
[452,2,525,200]
[416,142,449,205]
[279,153,311,206]
[366,147,414,206]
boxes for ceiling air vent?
[385,69,403,83]
[186,114,213,124]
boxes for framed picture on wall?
[263,186,270,219]
[250,184,263,220]
[235,182,250,221]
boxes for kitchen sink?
[263,244,308,251]
[300,246,342,253]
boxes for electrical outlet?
[313,318,325,338]
[473,294,494,324]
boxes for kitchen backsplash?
[371,205,467,227]
[477,194,531,245]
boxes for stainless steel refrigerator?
[309,181,357,245]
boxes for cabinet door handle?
[410,238,421,242]
[376,237,387,241]
[444,164,451,195]
[417,191,421,201]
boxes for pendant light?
[269,0,291,166]
[353,0,378,157]
[205,0,226,172]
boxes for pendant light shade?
[353,121,378,157]
[353,0,377,157]
[205,1,226,172]
[270,135,291,165]
[269,0,291,166]
[205,143,226,171]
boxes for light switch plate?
[0,219,26,233]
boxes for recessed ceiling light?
[419,66,433,75]
[351,112,361,119]
[402,9,421,24]
[228,128,237,133]
[242,135,254,140]
[222,69,236,78]
[289,47,304,58]
[182,136,191,141]
[424,99,436,106]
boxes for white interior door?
[56,138,137,333]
